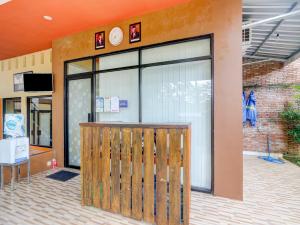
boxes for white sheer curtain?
[142,39,210,64]
[97,51,138,70]
[141,60,212,190]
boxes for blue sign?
[96,96,104,112]
[4,114,25,137]
[119,100,128,108]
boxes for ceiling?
[243,0,300,63]
[0,0,189,60]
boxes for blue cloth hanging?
[242,91,247,124]
[246,90,257,127]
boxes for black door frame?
[63,34,214,193]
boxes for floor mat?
[46,170,79,182]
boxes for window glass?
[141,60,212,190]
[28,96,52,147]
[68,79,91,166]
[67,59,93,75]
[96,51,139,71]
[96,69,139,122]
[3,98,22,139]
[142,39,211,64]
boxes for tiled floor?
[0,156,299,225]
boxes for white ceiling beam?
[250,23,300,28]
[243,55,287,62]
[243,6,290,9]
[252,32,300,38]
[254,29,300,33]
[243,9,300,29]
[257,51,291,56]
[243,59,272,66]
[258,48,293,53]
[243,12,285,15]
[260,45,298,50]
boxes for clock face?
[109,27,123,46]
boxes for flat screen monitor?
[23,73,53,92]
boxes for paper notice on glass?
[104,97,111,112]
[110,96,120,112]
[96,96,104,112]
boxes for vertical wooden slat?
[80,127,85,206]
[99,128,103,207]
[183,128,191,225]
[169,129,181,225]
[121,128,131,217]
[156,129,168,225]
[111,128,121,213]
[92,127,101,208]
[132,128,143,220]
[83,127,93,206]
[143,128,155,223]
[102,127,111,210]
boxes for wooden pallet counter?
[80,122,191,225]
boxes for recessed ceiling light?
[43,16,53,21]
[0,0,11,6]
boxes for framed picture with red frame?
[95,31,105,49]
[129,22,141,43]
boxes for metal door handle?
[88,113,92,122]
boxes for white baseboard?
[243,151,283,158]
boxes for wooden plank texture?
[101,127,111,210]
[132,128,143,220]
[80,127,85,206]
[83,127,93,206]
[92,127,101,208]
[80,123,191,225]
[143,128,155,224]
[156,129,168,225]
[121,128,132,217]
[169,129,181,225]
[183,128,191,225]
[111,128,121,213]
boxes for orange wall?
[52,0,243,200]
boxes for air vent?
[242,22,252,54]
[242,28,251,44]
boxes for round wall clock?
[109,27,123,46]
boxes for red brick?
[243,59,300,153]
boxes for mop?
[258,135,284,164]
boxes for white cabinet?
[0,137,29,164]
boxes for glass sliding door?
[67,78,92,167]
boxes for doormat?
[46,170,79,182]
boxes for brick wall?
[243,59,300,153]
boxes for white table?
[0,159,30,190]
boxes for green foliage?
[280,85,300,144]
[287,124,300,144]
[283,153,300,167]
[293,85,300,106]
